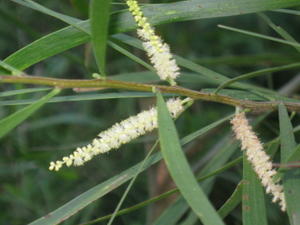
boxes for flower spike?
[231,111,286,211]
[126,0,180,85]
[49,98,188,171]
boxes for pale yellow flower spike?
[231,111,286,211]
[49,98,187,171]
[126,0,180,85]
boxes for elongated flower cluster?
[126,0,180,85]
[231,112,286,211]
[49,98,186,171]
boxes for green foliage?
[1,0,300,225]
[279,105,300,224]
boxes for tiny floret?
[49,98,186,171]
[126,0,180,85]
[231,112,286,211]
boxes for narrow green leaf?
[0,88,60,139]
[78,146,242,225]
[106,141,158,225]
[0,59,23,75]
[11,0,87,34]
[4,0,300,70]
[273,9,300,16]
[114,34,292,101]
[29,112,230,225]
[90,0,112,75]
[218,24,300,49]
[215,62,300,93]
[279,104,300,225]
[218,181,243,218]
[156,92,224,225]
[180,114,233,144]
[108,40,154,72]
[178,211,198,225]
[29,152,162,225]
[279,104,297,163]
[286,144,300,164]
[259,13,300,52]
[0,87,50,97]
[242,155,268,225]
[11,0,81,24]
[154,197,188,225]
[0,92,163,106]
[153,135,239,225]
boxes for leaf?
[153,197,188,225]
[153,135,239,225]
[180,114,233,144]
[218,24,300,49]
[286,144,300,164]
[108,40,154,72]
[0,87,51,97]
[29,111,230,225]
[259,13,300,52]
[156,92,224,225]
[0,88,60,139]
[29,152,162,225]
[279,104,300,225]
[4,0,300,70]
[0,92,161,106]
[274,9,300,16]
[242,155,268,225]
[215,62,300,93]
[279,104,297,163]
[114,34,296,102]
[90,0,112,75]
[11,0,81,24]
[0,59,23,75]
[218,181,243,218]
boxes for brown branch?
[1,74,300,112]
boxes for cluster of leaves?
[1,0,300,225]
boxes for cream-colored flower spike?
[231,111,286,211]
[49,98,186,171]
[126,0,180,85]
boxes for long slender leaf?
[4,0,300,70]
[90,0,112,75]
[215,62,300,93]
[29,111,231,225]
[279,104,300,225]
[242,155,268,225]
[218,24,300,49]
[0,59,23,75]
[218,181,243,218]
[114,34,298,102]
[0,92,160,106]
[0,87,51,97]
[157,92,224,225]
[80,155,242,225]
[259,13,300,52]
[0,88,60,139]
[273,9,300,16]
[153,135,239,225]
[10,0,81,24]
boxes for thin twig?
[1,74,300,112]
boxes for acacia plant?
[1,0,300,225]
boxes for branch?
[1,74,300,112]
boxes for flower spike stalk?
[126,0,180,85]
[231,111,286,211]
[49,98,190,171]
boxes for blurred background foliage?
[0,0,300,225]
